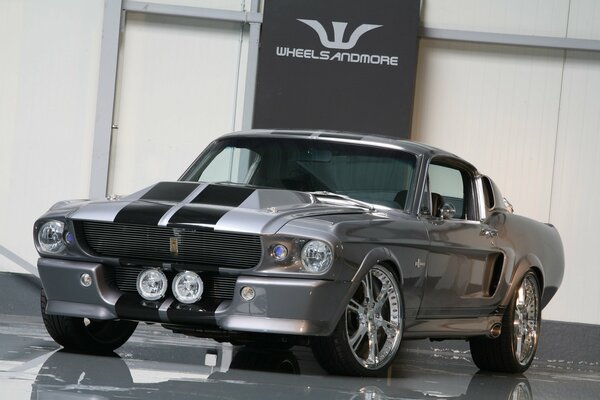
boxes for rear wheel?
[41,289,138,353]
[470,271,541,372]
[311,264,403,376]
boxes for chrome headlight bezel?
[300,240,334,274]
[36,220,67,254]
[137,268,168,301]
[172,270,204,304]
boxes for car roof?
[222,129,475,170]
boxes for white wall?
[412,41,564,223]
[421,0,570,36]
[0,0,249,276]
[414,0,600,325]
[108,12,246,195]
[0,0,104,275]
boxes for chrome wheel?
[345,265,403,370]
[470,271,541,372]
[513,274,539,366]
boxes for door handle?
[480,227,498,238]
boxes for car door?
[418,160,504,318]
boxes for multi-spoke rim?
[345,265,403,370]
[512,274,540,366]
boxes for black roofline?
[222,129,471,166]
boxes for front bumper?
[38,258,351,336]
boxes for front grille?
[113,265,237,300]
[77,221,262,269]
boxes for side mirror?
[440,203,456,220]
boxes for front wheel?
[311,264,404,376]
[469,271,541,373]
[41,290,138,354]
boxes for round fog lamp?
[80,273,92,287]
[172,271,203,304]
[271,244,288,261]
[137,269,168,301]
[240,286,255,301]
[65,231,75,245]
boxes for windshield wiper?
[310,191,375,212]
[210,181,264,189]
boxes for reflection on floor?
[1,314,599,399]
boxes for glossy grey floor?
[1,314,599,400]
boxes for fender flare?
[500,253,545,307]
[329,247,404,333]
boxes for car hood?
[66,181,367,235]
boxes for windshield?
[181,137,416,209]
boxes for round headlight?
[38,221,66,253]
[172,271,204,304]
[301,240,333,273]
[137,269,168,301]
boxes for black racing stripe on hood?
[168,184,255,226]
[114,201,172,225]
[141,181,200,202]
[168,205,232,226]
[190,184,254,206]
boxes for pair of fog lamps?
[80,269,255,304]
[133,269,255,304]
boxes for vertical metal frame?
[89,0,123,199]
[241,0,261,130]
[89,0,263,198]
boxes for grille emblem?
[170,237,179,256]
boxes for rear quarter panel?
[488,211,564,309]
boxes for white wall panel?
[412,40,564,223]
[421,0,569,36]
[543,51,600,324]
[108,13,245,195]
[566,0,600,40]
[0,0,104,274]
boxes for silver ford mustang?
[34,130,564,376]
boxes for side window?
[428,163,476,220]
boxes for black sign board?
[252,0,421,138]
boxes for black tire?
[469,271,541,373]
[311,264,404,376]
[40,289,138,354]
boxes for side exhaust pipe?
[488,323,502,338]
